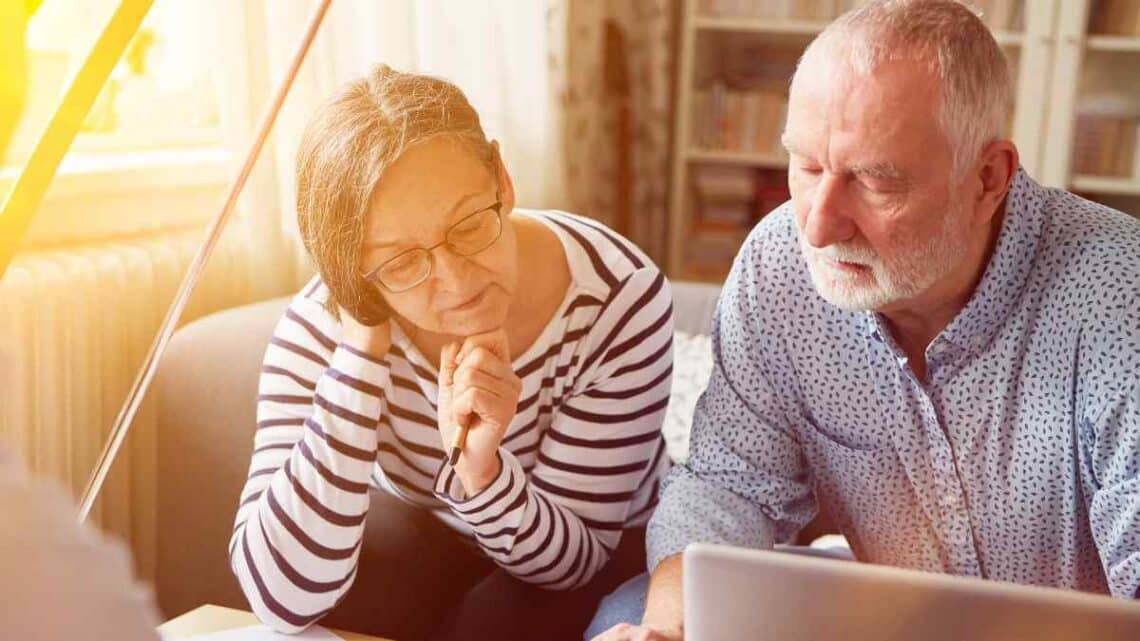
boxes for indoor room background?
[1,0,1137,616]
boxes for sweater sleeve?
[228,294,389,633]
[432,268,674,589]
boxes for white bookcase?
[1042,0,1140,198]
[668,0,1140,280]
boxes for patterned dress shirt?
[648,169,1140,597]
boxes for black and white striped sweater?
[229,210,674,632]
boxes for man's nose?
[801,173,857,249]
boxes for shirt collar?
[861,168,1047,357]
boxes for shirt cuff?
[433,449,526,526]
[646,465,776,571]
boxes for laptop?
[684,543,1140,641]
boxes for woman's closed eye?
[451,218,485,240]
[381,251,423,278]
[451,209,494,240]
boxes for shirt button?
[940,492,960,508]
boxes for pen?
[448,416,471,466]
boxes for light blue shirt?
[648,169,1140,597]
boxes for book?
[1116,120,1137,176]
[690,83,788,154]
[1133,117,1140,179]
[1092,0,1140,36]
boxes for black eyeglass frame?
[361,192,504,293]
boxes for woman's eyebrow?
[446,189,487,219]
[364,188,489,250]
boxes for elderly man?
[589,1,1140,639]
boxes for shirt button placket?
[919,392,982,576]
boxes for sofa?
[153,281,831,621]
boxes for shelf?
[1085,35,1140,53]
[693,15,827,36]
[1070,175,1140,196]
[992,30,1025,47]
[687,148,789,168]
[693,15,1023,46]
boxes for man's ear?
[971,140,1019,226]
[491,140,516,213]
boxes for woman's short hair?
[296,64,495,320]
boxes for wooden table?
[159,604,394,640]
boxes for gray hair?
[796,0,1011,177]
[295,64,495,321]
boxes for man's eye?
[859,177,897,193]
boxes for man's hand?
[592,555,686,641]
[338,307,391,359]
[590,623,683,641]
[437,328,521,494]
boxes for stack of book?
[691,81,788,153]
[1088,0,1140,36]
[685,167,790,277]
[1072,116,1138,177]
[1072,95,1140,178]
[692,43,798,154]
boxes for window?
[5,0,222,168]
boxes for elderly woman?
[228,65,673,641]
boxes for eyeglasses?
[362,195,504,293]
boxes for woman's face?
[360,136,518,337]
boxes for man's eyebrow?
[780,136,809,158]
[850,161,908,182]
[781,136,908,183]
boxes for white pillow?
[663,330,714,463]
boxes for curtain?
[560,0,677,265]
[413,0,569,213]
[206,0,416,298]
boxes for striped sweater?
[229,210,674,632]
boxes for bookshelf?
[668,0,1140,282]
[1042,0,1140,206]
[685,148,790,167]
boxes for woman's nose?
[429,244,470,286]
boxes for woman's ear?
[491,140,516,213]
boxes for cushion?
[663,330,714,463]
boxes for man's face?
[784,55,974,312]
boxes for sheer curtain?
[207,0,569,300]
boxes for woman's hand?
[437,328,522,494]
[338,307,392,360]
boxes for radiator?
[0,229,258,580]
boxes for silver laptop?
[684,543,1140,641]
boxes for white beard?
[798,203,970,311]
